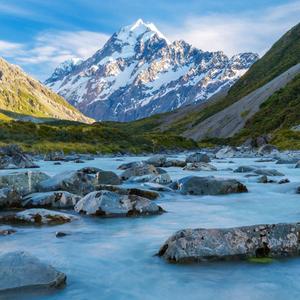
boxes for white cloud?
[161,1,300,56]
[0,40,23,56]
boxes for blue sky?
[0,0,299,80]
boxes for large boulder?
[75,191,164,217]
[0,209,77,225]
[215,146,236,159]
[234,166,256,173]
[37,168,99,196]
[158,222,300,263]
[0,171,50,195]
[117,161,146,170]
[162,159,186,168]
[44,150,65,161]
[120,164,160,181]
[0,251,66,292]
[145,155,167,167]
[258,144,278,155]
[0,188,21,208]
[95,170,121,185]
[22,191,81,209]
[96,184,160,200]
[254,169,284,176]
[186,153,210,163]
[177,176,248,195]
[183,162,217,171]
[0,144,39,169]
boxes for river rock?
[145,155,167,167]
[0,144,39,169]
[75,191,164,217]
[0,188,21,208]
[186,153,210,163]
[177,176,248,195]
[234,166,256,173]
[37,168,99,195]
[44,151,65,161]
[184,162,217,171]
[142,183,174,192]
[158,222,300,263]
[257,175,275,184]
[296,161,300,168]
[120,164,160,181]
[0,251,66,292]
[0,172,50,195]
[276,157,299,164]
[95,170,121,185]
[254,169,284,176]
[0,209,77,225]
[0,228,16,236]
[258,144,278,155]
[117,161,146,170]
[278,178,290,184]
[96,184,159,200]
[215,146,236,159]
[162,159,186,168]
[22,191,81,209]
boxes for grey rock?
[254,169,284,177]
[296,161,300,168]
[0,251,66,292]
[186,153,211,163]
[75,191,164,217]
[0,188,21,208]
[0,209,77,225]
[120,164,160,181]
[0,172,50,195]
[146,155,167,167]
[22,191,81,209]
[162,159,187,168]
[95,170,121,185]
[118,161,146,170]
[234,166,256,173]
[258,144,278,155]
[177,176,248,195]
[278,178,290,184]
[158,222,300,263]
[215,146,236,159]
[0,229,16,236]
[276,157,299,164]
[44,151,65,161]
[183,162,217,171]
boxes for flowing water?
[1,155,300,300]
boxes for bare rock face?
[158,222,300,263]
[22,191,81,209]
[0,251,66,292]
[75,190,164,217]
[177,176,248,195]
[0,209,77,225]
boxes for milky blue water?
[1,155,300,300]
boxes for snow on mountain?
[45,19,259,121]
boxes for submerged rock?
[0,251,66,292]
[0,228,16,236]
[177,176,248,195]
[254,169,284,177]
[0,209,77,225]
[183,162,217,171]
[0,172,50,195]
[22,191,81,209]
[186,153,210,163]
[0,144,39,169]
[75,191,164,217]
[158,222,300,263]
[37,168,98,196]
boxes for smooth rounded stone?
[44,151,65,161]
[276,157,299,164]
[0,228,16,236]
[215,146,236,159]
[296,161,300,168]
[142,182,174,192]
[254,169,284,177]
[0,144,39,169]
[162,159,186,168]
[117,161,146,170]
[74,191,164,217]
[234,166,256,173]
[22,191,81,209]
[186,152,211,163]
[255,158,275,163]
[177,176,248,195]
[0,251,66,292]
[0,188,21,208]
[120,164,160,181]
[0,172,50,196]
[96,184,160,200]
[145,155,167,167]
[0,209,77,225]
[258,144,278,155]
[158,222,300,263]
[74,159,84,164]
[95,170,121,185]
[278,178,290,184]
[37,168,99,196]
[183,162,217,171]
[257,175,275,183]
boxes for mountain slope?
[0,58,93,123]
[46,19,258,122]
[144,22,300,138]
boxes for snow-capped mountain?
[45,19,259,121]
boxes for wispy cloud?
[162,1,300,56]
